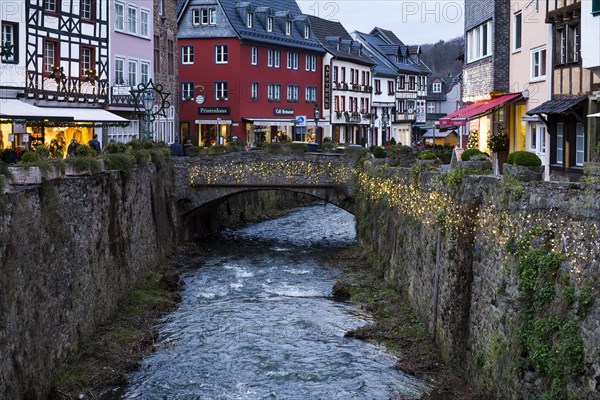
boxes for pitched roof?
[527,95,588,115]
[353,31,419,74]
[307,15,374,66]
[369,27,403,45]
[181,0,324,52]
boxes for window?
[305,54,316,72]
[514,12,522,51]
[576,122,585,166]
[399,75,405,89]
[192,9,200,25]
[44,0,58,13]
[80,46,94,77]
[215,45,228,64]
[427,103,435,113]
[128,59,137,86]
[466,20,492,62]
[127,5,138,34]
[210,8,216,24]
[140,9,150,37]
[305,86,317,102]
[570,25,580,63]
[409,76,416,90]
[1,22,17,63]
[374,79,381,93]
[530,123,537,150]
[286,20,292,35]
[114,58,125,84]
[593,0,600,14]
[267,17,273,32]
[267,49,280,68]
[304,25,310,39]
[141,61,150,84]
[556,122,564,164]
[115,2,125,30]
[341,67,346,82]
[333,66,338,83]
[251,82,259,100]
[181,46,194,64]
[350,68,354,84]
[81,0,94,20]
[158,0,164,16]
[287,85,299,102]
[531,47,547,80]
[154,34,160,74]
[432,82,442,93]
[201,9,210,24]
[388,81,395,95]
[557,28,566,64]
[287,52,298,69]
[251,47,258,65]
[43,39,58,74]
[215,81,228,100]
[247,12,253,28]
[167,39,174,74]
[181,82,193,100]
[334,95,339,112]
[540,124,546,153]
[268,83,281,101]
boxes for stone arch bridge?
[173,152,357,225]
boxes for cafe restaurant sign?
[198,107,230,115]
[273,108,294,116]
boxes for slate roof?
[353,31,419,74]
[308,15,374,66]
[370,27,403,45]
[179,0,324,52]
[527,95,588,115]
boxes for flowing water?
[121,203,428,400]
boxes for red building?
[176,0,325,146]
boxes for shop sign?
[273,108,294,116]
[295,115,306,126]
[324,65,330,110]
[198,107,230,115]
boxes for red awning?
[439,93,522,127]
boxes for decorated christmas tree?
[466,130,479,149]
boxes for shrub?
[132,149,151,164]
[20,152,39,163]
[34,145,51,158]
[371,146,385,159]
[103,152,135,172]
[185,146,203,156]
[104,141,127,154]
[288,142,307,153]
[142,140,155,149]
[488,127,509,152]
[461,148,486,161]
[208,145,227,155]
[76,144,98,157]
[126,139,143,150]
[507,151,542,166]
[65,156,101,173]
[149,149,166,169]
[225,141,243,152]
[417,150,438,160]
[470,153,491,161]
[388,144,414,155]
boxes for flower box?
[8,166,42,185]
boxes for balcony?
[110,85,137,107]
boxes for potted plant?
[458,148,492,171]
[488,126,509,173]
[503,151,543,181]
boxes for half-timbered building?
[527,0,600,180]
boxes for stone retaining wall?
[355,165,600,399]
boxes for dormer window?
[432,82,442,93]
[192,9,200,25]
[286,20,292,35]
[304,25,310,39]
[247,12,253,28]
[267,16,273,32]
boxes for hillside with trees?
[418,36,464,77]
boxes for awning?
[587,112,600,118]
[440,93,522,127]
[527,95,588,116]
[0,99,73,121]
[422,130,457,138]
[38,107,129,123]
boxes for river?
[121,203,428,399]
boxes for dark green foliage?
[149,149,166,169]
[208,145,227,155]
[76,144,98,157]
[132,149,151,164]
[103,153,135,172]
[488,126,509,152]
[507,151,542,166]
[184,146,203,156]
[371,146,385,159]
[104,141,127,154]
[417,150,438,160]
[288,142,307,153]
[34,145,52,158]
[65,156,101,173]
[461,148,485,161]
[225,141,244,152]
[126,139,143,150]
[141,140,155,149]
[577,285,594,315]
[388,144,414,154]
[20,152,38,163]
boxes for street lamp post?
[313,104,320,143]
[382,109,389,146]
[370,109,375,148]
[142,90,155,141]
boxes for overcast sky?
[298,0,465,45]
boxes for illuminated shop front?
[195,119,232,146]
